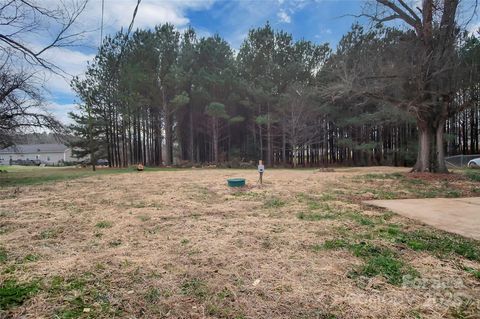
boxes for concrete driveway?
[364,197,480,240]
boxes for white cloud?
[39,47,95,95]
[71,0,216,45]
[102,1,188,28]
[277,9,291,23]
[45,102,77,125]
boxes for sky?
[41,0,479,125]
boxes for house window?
[36,155,39,159]
[47,156,50,161]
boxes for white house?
[0,144,77,165]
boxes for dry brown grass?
[0,167,479,318]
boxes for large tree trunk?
[436,120,448,172]
[412,116,448,173]
[412,122,431,172]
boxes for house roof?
[0,144,68,154]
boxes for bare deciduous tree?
[327,0,477,172]
[370,0,479,172]
[0,60,61,147]
[0,0,88,147]
[0,0,89,71]
[371,0,459,172]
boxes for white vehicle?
[467,158,480,168]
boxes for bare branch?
[376,0,422,32]
[0,0,89,73]
[397,0,422,22]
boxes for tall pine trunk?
[212,118,219,163]
[162,91,172,166]
[164,114,173,165]
[281,120,286,165]
[266,104,272,166]
[189,107,194,162]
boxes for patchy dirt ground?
[1,167,479,318]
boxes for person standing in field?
[258,160,265,184]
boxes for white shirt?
[258,164,265,173]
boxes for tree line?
[69,1,480,171]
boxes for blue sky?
[187,0,364,47]
[42,0,478,124]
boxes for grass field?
[0,165,180,187]
[0,166,480,318]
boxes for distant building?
[0,144,77,165]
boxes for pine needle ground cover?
[0,167,479,318]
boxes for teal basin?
[227,178,246,187]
